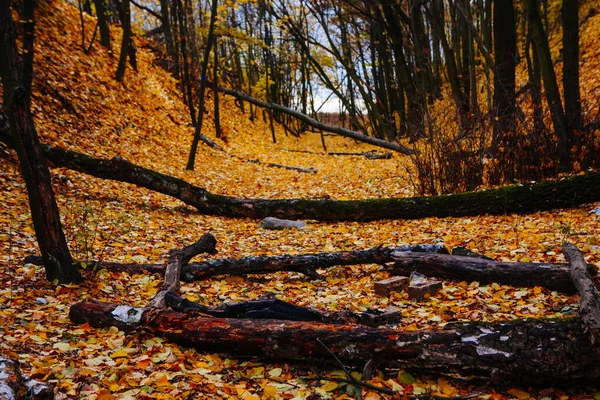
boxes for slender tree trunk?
[186,0,218,171]
[213,39,221,138]
[0,0,81,283]
[562,0,581,130]
[115,0,131,82]
[159,0,176,71]
[525,0,572,170]
[93,0,111,50]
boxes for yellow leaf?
[268,368,282,377]
[110,349,128,359]
[320,381,338,392]
[262,385,278,399]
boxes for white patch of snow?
[111,305,143,324]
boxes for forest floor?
[1,1,600,399]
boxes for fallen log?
[327,151,392,159]
[23,244,449,281]
[68,300,600,385]
[182,244,447,281]
[0,357,53,399]
[146,233,217,310]
[390,251,598,294]
[24,243,593,293]
[213,86,417,155]
[563,242,600,343]
[1,126,599,221]
[163,292,402,326]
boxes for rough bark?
[146,234,217,310]
[1,129,599,221]
[390,251,597,294]
[115,0,131,82]
[24,244,448,281]
[69,300,600,385]
[0,4,81,283]
[181,244,447,282]
[563,242,600,342]
[0,357,53,399]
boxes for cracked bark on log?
[68,300,600,386]
[563,242,600,343]
[145,233,217,310]
[25,242,595,294]
[390,250,597,294]
[1,127,599,221]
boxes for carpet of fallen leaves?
[0,1,600,399]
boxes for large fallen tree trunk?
[390,251,598,294]
[213,86,416,155]
[69,300,599,385]
[1,127,599,221]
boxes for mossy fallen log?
[1,126,599,221]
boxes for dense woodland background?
[64,0,600,193]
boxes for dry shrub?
[408,103,599,197]
[408,112,487,196]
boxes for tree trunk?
[93,0,111,50]
[42,244,445,281]
[0,2,81,283]
[1,129,599,222]
[146,234,217,310]
[562,0,581,129]
[21,0,35,105]
[491,0,517,151]
[213,40,221,138]
[389,251,596,294]
[525,0,572,170]
[69,300,600,385]
[115,0,131,82]
[158,0,175,71]
[186,0,218,170]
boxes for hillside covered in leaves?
[0,1,600,398]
